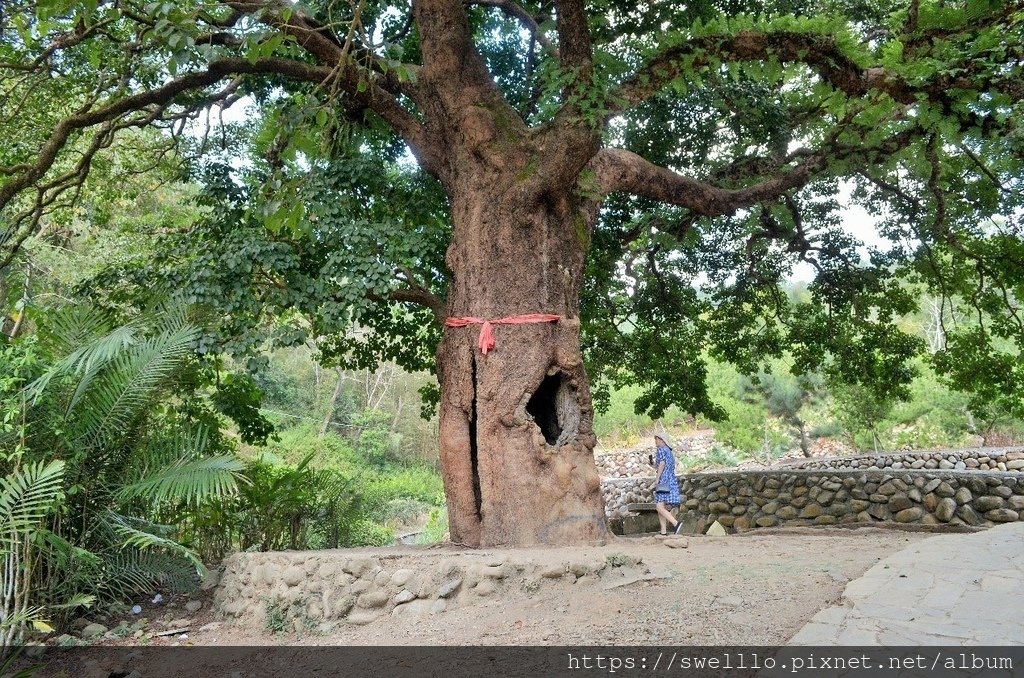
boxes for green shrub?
[347,520,393,547]
[264,599,290,634]
[416,506,449,545]
[262,423,360,472]
[380,498,433,527]
[704,446,741,468]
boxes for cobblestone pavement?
[790,522,1024,645]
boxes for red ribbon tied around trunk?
[445,313,561,355]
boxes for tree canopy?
[3,0,1024,430]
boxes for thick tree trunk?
[436,178,608,547]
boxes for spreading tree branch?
[590,148,826,217]
[464,0,554,52]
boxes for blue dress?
[653,445,681,506]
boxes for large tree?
[2,0,1023,546]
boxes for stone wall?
[213,549,663,630]
[594,431,719,478]
[777,447,1024,473]
[603,469,1024,533]
[594,433,859,479]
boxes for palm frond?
[33,530,101,570]
[0,461,65,552]
[119,454,245,506]
[73,320,200,447]
[49,593,96,610]
[98,549,200,599]
[25,305,137,407]
[0,606,47,631]
[106,512,205,574]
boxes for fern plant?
[10,302,245,630]
[0,460,65,650]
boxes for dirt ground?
[145,526,932,647]
[29,527,948,677]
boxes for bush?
[260,423,360,472]
[347,520,394,547]
[416,506,449,545]
[704,446,741,469]
[379,498,434,527]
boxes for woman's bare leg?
[656,503,679,532]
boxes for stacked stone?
[593,447,652,479]
[214,552,661,629]
[784,448,1024,473]
[214,553,520,629]
[670,470,1024,533]
[594,432,721,479]
[601,477,655,518]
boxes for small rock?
[80,623,108,640]
[282,566,305,587]
[935,498,957,522]
[894,507,923,523]
[705,520,728,536]
[437,577,463,599]
[391,599,433,617]
[539,565,565,579]
[479,565,507,579]
[200,570,220,591]
[185,601,203,614]
[390,569,415,588]
[974,496,1005,512]
[985,508,1020,522]
[394,590,415,605]
[664,538,689,549]
[957,504,982,526]
[346,610,382,625]
[357,591,390,609]
[798,504,823,519]
[889,494,914,512]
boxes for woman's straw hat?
[651,429,673,448]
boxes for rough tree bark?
[413,0,610,546]
[436,176,608,547]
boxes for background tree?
[739,370,826,456]
[2,0,1023,546]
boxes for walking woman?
[650,433,683,535]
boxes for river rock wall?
[603,469,1024,534]
[212,549,665,630]
[776,447,1024,473]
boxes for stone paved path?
[790,522,1024,645]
